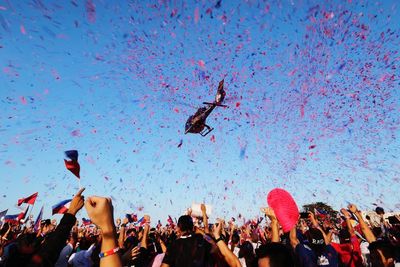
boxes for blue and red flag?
[52,199,72,215]
[18,192,38,206]
[136,216,147,226]
[4,214,20,224]
[314,208,328,219]
[82,218,92,226]
[125,213,138,223]
[34,206,44,231]
[64,150,80,178]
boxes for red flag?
[18,192,38,206]
[64,159,80,178]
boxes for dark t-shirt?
[295,243,338,267]
[162,233,212,267]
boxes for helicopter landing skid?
[200,126,214,136]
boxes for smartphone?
[300,212,309,219]
[300,212,308,219]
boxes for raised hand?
[67,188,85,216]
[340,208,351,219]
[84,196,115,235]
[261,207,277,221]
[348,204,358,213]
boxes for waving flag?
[314,208,328,219]
[34,206,44,231]
[18,192,38,206]
[52,199,72,215]
[64,150,80,178]
[4,214,20,224]
[135,216,147,226]
[82,218,92,226]
[0,209,7,220]
[125,213,138,223]
[0,209,8,227]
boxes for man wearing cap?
[290,226,338,267]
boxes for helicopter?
[185,79,227,136]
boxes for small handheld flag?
[34,206,44,231]
[125,213,138,223]
[82,218,92,226]
[64,150,80,179]
[18,192,38,206]
[52,199,72,215]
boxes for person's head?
[177,215,193,235]
[338,228,351,244]
[256,243,295,267]
[306,228,325,254]
[369,240,396,267]
[17,233,37,254]
[239,241,255,259]
[231,233,240,245]
[69,232,78,246]
[41,219,55,234]
[375,207,385,216]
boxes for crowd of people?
[0,188,399,267]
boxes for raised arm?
[289,226,299,249]
[85,196,122,267]
[262,207,279,242]
[213,222,242,267]
[140,215,150,249]
[348,204,376,243]
[201,204,209,234]
[118,217,129,248]
[37,188,85,265]
[308,212,329,245]
[340,208,355,236]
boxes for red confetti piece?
[210,135,215,142]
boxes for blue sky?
[0,0,399,223]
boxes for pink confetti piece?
[71,129,82,137]
[198,60,205,69]
[194,7,199,24]
[85,0,96,23]
[20,96,27,105]
[20,25,26,35]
